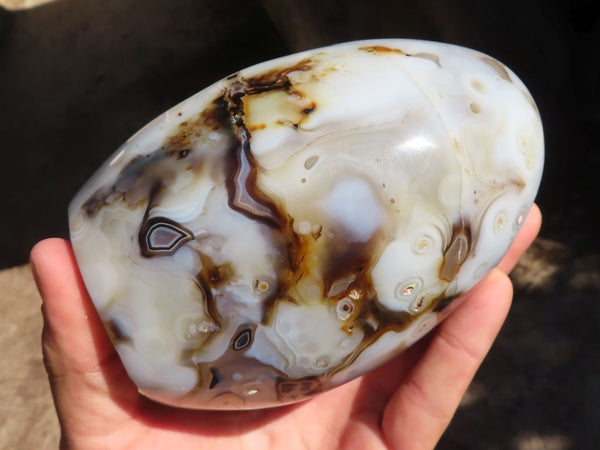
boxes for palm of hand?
[33,206,540,450]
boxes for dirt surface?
[0,265,60,449]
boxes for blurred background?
[1,0,598,448]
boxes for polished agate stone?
[69,39,543,409]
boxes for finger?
[32,239,142,445]
[381,269,512,449]
[31,237,137,416]
[31,238,118,377]
[497,203,542,274]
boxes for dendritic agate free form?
[69,39,543,409]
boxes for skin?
[31,204,541,450]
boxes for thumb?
[30,238,136,410]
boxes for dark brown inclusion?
[209,367,223,389]
[103,319,131,343]
[219,59,314,230]
[224,126,282,228]
[232,327,253,351]
[433,295,458,312]
[440,220,472,282]
[276,376,321,402]
[82,150,174,217]
[138,216,194,257]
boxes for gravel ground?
[0,265,60,448]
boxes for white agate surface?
[69,39,543,409]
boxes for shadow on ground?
[442,239,600,450]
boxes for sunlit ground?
[0,0,58,11]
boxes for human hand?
[31,205,541,450]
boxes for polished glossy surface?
[69,39,543,409]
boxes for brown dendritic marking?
[195,252,235,290]
[201,61,324,328]
[359,45,405,55]
[193,272,221,332]
[82,95,235,218]
[214,59,429,377]
[82,148,206,218]
[243,58,313,92]
[214,62,319,230]
[82,152,166,217]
